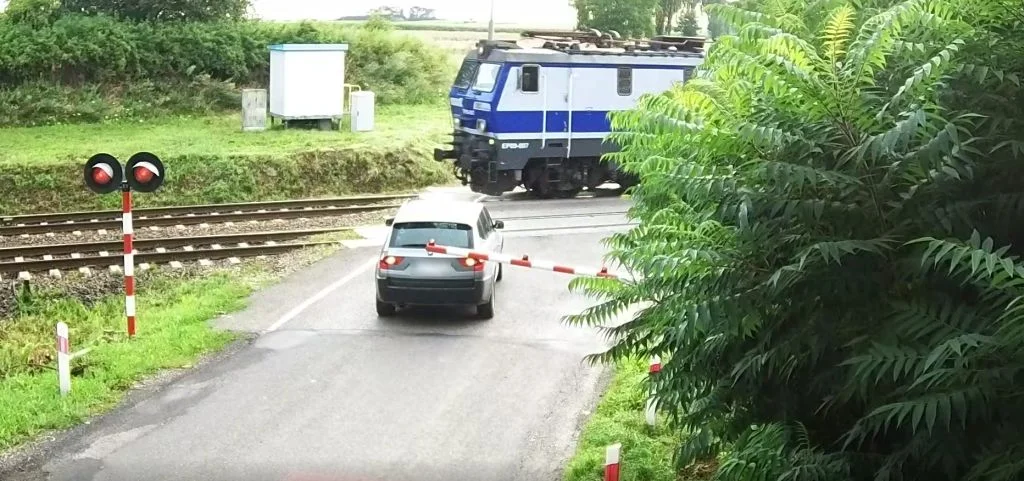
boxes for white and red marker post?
[424,241,619,279]
[56,322,71,396]
[605,443,622,481]
[646,354,661,427]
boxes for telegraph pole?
[488,0,496,40]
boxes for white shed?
[267,43,349,127]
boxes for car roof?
[392,198,484,226]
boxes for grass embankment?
[563,358,713,481]
[0,104,455,214]
[0,242,346,453]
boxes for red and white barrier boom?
[424,241,619,278]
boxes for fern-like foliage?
[563,0,1024,480]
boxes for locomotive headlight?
[476,119,487,131]
[453,116,461,127]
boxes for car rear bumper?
[376,277,487,306]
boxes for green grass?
[0,103,452,166]
[0,103,455,214]
[0,267,276,451]
[563,357,713,481]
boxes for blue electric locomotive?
[433,30,706,198]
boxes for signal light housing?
[125,152,165,193]
[84,153,124,194]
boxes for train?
[433,29,707,199]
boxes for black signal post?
[82,152,166,338]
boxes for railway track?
[0,194,416,236]
[0,193,634,279]
[0,227,356,278]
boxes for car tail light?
[379,255,404,269]
[460,257,485,272]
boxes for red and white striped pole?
[645,355,661,427]
[424,241,619,278]
[122,183,136,338]
[56,321,71,396]
[604,443,621,481]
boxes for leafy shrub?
[60,0,251,22]
[0,16,451,125]
[3,0,60,27]
[364,12,395,31]
[567,0,1024,480]
[0,75,239,126]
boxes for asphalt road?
[8,188,635,481]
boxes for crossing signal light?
[125,152,165,193]
[84,153,123,194]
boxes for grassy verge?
[0,242,348,452]
[563,357,714,481]
[0,103,455,214]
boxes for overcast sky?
[0,1,578,25]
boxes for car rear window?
[389,222,473,249]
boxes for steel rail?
[0,242,341,275]
[0,227,354,260]
[0,193,417,226]
[0,204,400,236]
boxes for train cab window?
[617,67,633,96]
[520,65,540,93]
[472,63,501,92]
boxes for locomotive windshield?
[454,59,480,89]
[471,63,501,92]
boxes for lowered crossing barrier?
[424,240,620,279]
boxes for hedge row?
[0,16,454,125]
[0,141,453,215]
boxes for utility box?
[350,90,376,132]
[241,88,268,132]
[267,43,349,126]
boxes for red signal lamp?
[133,165,154,183]
[84,153,123,194]
[92,164,113,185]
[125,152,165,193]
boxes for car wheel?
[476,292,495,320]
[496,263,503,282]
[376,299,396,317]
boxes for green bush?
[0,75,239,126]
[61,0,250,22]
[0,16,451,126]
[3,0,61,27]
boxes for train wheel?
[526,164,555,199]
[553,187,582,199]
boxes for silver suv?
[375,199,505,319]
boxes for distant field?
[333,20,534,33]
[399,29,521,63]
